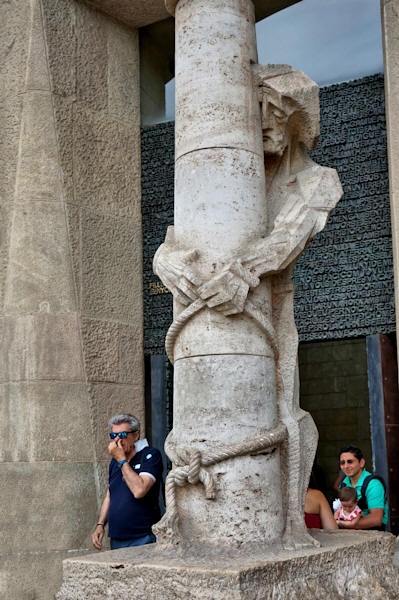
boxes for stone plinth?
[57,531,399,599]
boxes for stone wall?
[142,122,174,355]
[0,1,143,598]
[294,74,394,340]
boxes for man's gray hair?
[108,413,140,432]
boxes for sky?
[164,0,383,120]
[255,0,383,87]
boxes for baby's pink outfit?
[338,505,362,521]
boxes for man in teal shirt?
[337,445,388,531]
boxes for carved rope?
[156,422,287,542]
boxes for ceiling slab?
[84,0,169,29]
[84,0,301,29]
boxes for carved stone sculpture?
[154,60,342,549]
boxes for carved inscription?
[294,74,394,340]
[141,123,173,355]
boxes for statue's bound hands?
[153,227,202,305]
[198,260,259,316]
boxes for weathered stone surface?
[0,462,97,554]
[73,105,141,216]
[0,548,89,600]
[119,322,145,384]
[0,0,30,94]
[81,317,143,384]
[80,210,142,321]
[76,4,109,109]
[165,0,301,21]
[174,149,267,259]
[0,313,84,381]
[82,318,120,381]
[174,2,260,159]
[107,22,140,123]
[56,532,399,599]
[42,0,77,96]
[381,0,399,345]
[4,201,77,312]
[0,381,92,462]
[153,0,341,551]
[85,0,300,29]
[86,0,169,28]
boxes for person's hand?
[91,524,104,550]
[337,515,361,529]
[108,439,126,462]
[198,260,259,316]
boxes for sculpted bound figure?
[246,64,343,547]
[154,65,342,548]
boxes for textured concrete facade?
[1,1,143,598]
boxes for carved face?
[260,88,289,157]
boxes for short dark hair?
[338,486,358,503]
[339,445,363,461]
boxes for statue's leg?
[273,284,319,549]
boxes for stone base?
[56,531,399,599]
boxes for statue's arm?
[243,166,343,277]
[153,226,202,305]
[200,168,342,313]
[242,206,321,277]
[198,209,319,314]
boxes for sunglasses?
[109,431,135,440]
[339,459,355,465]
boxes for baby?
[334,486,362,523]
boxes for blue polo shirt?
[108,446,163,540]
[342,469,388,526]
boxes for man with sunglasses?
[337,445,388,531]
[91,413,163,550]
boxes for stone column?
[0,1,143,598]
[381,0,399,372]
[162,0,284,546]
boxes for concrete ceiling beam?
[84,0,301,29]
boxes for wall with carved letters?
[141,74,394,356]
[294,74,394,340]
[142,122,174,356]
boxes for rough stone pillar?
[162,0,284,546]
[0,1,143,598]
[381,0,399,373]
